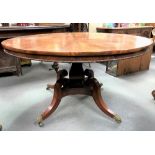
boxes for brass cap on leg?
[114,114,122,123]
[36,115,44,127]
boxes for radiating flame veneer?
[2,32,153,57]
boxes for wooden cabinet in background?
[96,26,153,76]
[97,26,153,37]
[0,24,71,75]
[0,42,22,75]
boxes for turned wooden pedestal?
[37,63,121,126]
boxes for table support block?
[37,63,121,126]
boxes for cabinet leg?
[16,58,22,76]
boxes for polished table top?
[1,32,153,57]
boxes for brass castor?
[38,122,44,127]
[36,116,44,127]
[0,124,2,131]
[152,90,155,100]
[114,114,122,123]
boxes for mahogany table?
[1,32,153,127]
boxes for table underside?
[4,48,147,63]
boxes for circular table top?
[1,32,153,56]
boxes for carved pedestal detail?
[47,62,59,90]
[37,63,121,126]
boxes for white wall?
[89,23,103,32]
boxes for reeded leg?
[90,78,121,123]
[37,82,63,127]
[152,90,155,100]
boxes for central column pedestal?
[37,63,121,126]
